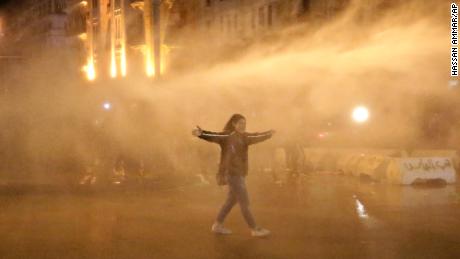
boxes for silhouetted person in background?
[80,157,100,185]
[112,156,126,185]
[192,114,275,237]
[286,142,305,184]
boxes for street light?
[352,106,369,123]
[103,102,112,111]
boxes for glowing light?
[103,102,112,110]
[145,46,155,77]
[146,62,155,77]
[77,33,87,41]
[354,196,369,219]
[352,106,370,123]
[83,57,96,81]
[87,62,96,81]
[121,46,127,77]
[318,132,328,139]
[143,45,168,77]
[146,60,155,77]
[80,1,88,7]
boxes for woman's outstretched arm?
[192,126,230,144]
[247,130,275,145]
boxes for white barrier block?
[397,157,457,185]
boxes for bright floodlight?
[103,102,112,110]
[352,106,369,123]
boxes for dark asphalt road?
[1,174,460,259]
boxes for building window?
[220,16,224,32]
[58,0,66,11]
[251,8,256,30]
[39,3,44,16]
[206,0,211,7]
[45,1,50,13]
[115,0,121,9]
[303,0,311,12]
[115,17,121,40]
[267,5,273,27]
[258,7,265,27]
[93,24,99,38]
[227,15,232,33]
[118,20,120,39]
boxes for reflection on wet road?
[0,174,460,259]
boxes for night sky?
[0,0,9,7]
[0,0,18,8]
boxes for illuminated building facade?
[176,0,401,46]
[1,0,397,80]
[3,0,177,81]
[164,0,358,57]
[4,0,71,52]
[79,0,176,81]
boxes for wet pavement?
[1,173,460,259]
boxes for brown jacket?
[199,130,272,177]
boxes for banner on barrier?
[399,157,456,184]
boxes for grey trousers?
[216,175,257,229]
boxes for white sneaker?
[251,227,270,237]
[211,222,232,235]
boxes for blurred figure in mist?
[286,142,305,186]
[112,156,126,185]
[192,114,275,238]
[137,159,145,184]
[79,157,101,185]
[285,141,310,206]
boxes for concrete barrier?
[317,153,339,171]
[336,154,355,174]
[287,148,458,185]
[344,155,364,176]
[346,155,456,185]
[372,156,392,181]
[356,156,379,177]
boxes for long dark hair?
[223,114,246,132]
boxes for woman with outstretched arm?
[192,114,275,237]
